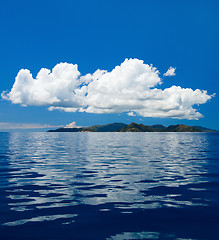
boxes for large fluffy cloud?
[1,58,214,119]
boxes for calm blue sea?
[0,132,219,240]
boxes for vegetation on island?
[48,122,217,132]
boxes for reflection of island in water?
[48,122,218,132]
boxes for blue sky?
[0,0,218,131]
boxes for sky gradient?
[0,0,218,131]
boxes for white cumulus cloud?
[164,66,176,77]
[64,121,81,128]
[1,58,214,120]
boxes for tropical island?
[48,122,217,132]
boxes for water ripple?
[0,132,219,239]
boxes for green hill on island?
[164,124,201,132]
[119,122,156,132]
[48,122,217,132]
[81,123,127,132]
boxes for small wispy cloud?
[127,112,135,117]
[163,66,176,77]
[1,59,214,120]
[0,122,62,130]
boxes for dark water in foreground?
[0,132,219,240]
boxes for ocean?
[0,132,219,240]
